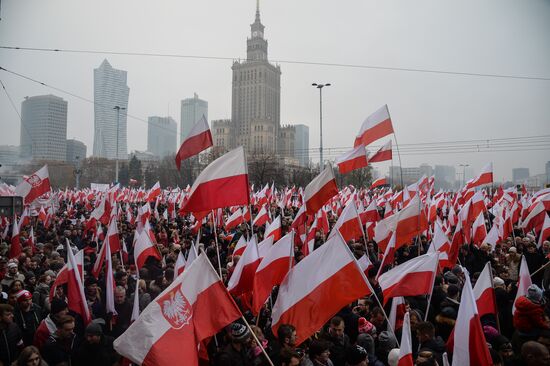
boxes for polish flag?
[335,145,368,174]
[369,140,392,163]
[452,271,493,366]
[113,253,242,366]
[378,251,438,305]
[397,312,414,366]
[9,215,21,259]
[66,240,91,325]
[304,165,338,215]
[225,208,244,231]
[134,228,162,270]
[231,236,247,259]
[175,115,213,170]
[180,147,250,213]
[357,254,374,275]
[15,165,51,205]
[466,162,493,190]
[371,177,387,189]
[253,205,270,227]
[227,236,261,297]
[328,200,364,242]
[513,256,532,313]
[471,213,487,246]
[107,216,121,253]
[473,262,497,318]
[538,214,550,248]
[271,232,372,346]
[264,216,282,241]
[354,105,394,147]
[394,195,428,249]
[252,232,294,314]
[388,296,406,333]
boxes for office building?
[93,59,130,160]
[20,94,67,161]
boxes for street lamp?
[312,83,330,170]
[114,106,126,184]
[459,164,469,187]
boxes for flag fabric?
[227,236,261,297]
[113,253,242,366]
[473,262,497,318]
[271,232,372,346]
[354,105,394,147]
[371,177,387,189]
[175,115,213,170]
[335,145,368,174]
[252,232,294,314]
[134,229,162,270]
[513,256,532,313]
[304,165,338,215]
[15,165,51,205]
[397,312,413,366]
[180,147,250,213]
[378,251,438,305]
[452,271,493,366]
[369,140,393,163]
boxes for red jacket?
[513,296,550,333]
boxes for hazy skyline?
[1,0,549,182]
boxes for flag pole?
[211,210,224,279]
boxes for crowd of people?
[0,185,549,366]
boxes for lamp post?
[459,164,469,187]
[114,106,126,184]
[312,83,330,170]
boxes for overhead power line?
[1,45,550,82]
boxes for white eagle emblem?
[160,288,192,329]
[26,174,42,188]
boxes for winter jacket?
[513,296,550,334]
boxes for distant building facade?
[294,124,309,167]
[512,168,530,183]
[181,93,208,143]
[147,116,177,159]
[93,59,129,160]
[20,94,67,161]
[66,139,87,164]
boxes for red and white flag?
[180,147,250,213]
[264,215,282,242]
[227,236,261,297]
[371,177,387,189]
[369,140,392,163]
[397,312,413,366]
[15,165,51,205]
[113,253,242,366]
[466,162,493,190]
[335,145,368,174]
[252,232,294,314]
[225,208,244,231]
[452,271,493,366]
[134,228,162,270]
[354,105,394,147]
[175,115,213,170]
[271,232,372,346]
[513,255,532,313]
[304,165,338,215]
[473,262,497,318]
[378,251,438,305]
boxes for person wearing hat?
[1,261,25,292]
[14,289,43,347]
[33,298,68,350]
[214,322,253,366]
[514,284,550,338]
[72,321,118,366]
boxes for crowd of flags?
[0,104,549,366]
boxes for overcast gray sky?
[1,0,549,182]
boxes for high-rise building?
[93,59,129,160]
[512,168,530,183]
[294,124,309,167]
[20,94,67,161]
[147,116,177,159]
[181,93,208,144]
[66,139,87,164]
[231,2,281,154]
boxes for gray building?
[231,2,281,154]
[181,93,208,144]
[147,116,177,159]
[294,124,309,167]
[513,168,530,183]
[20,94,67,161]
[93,59,129,160]
[66,139,87,164]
